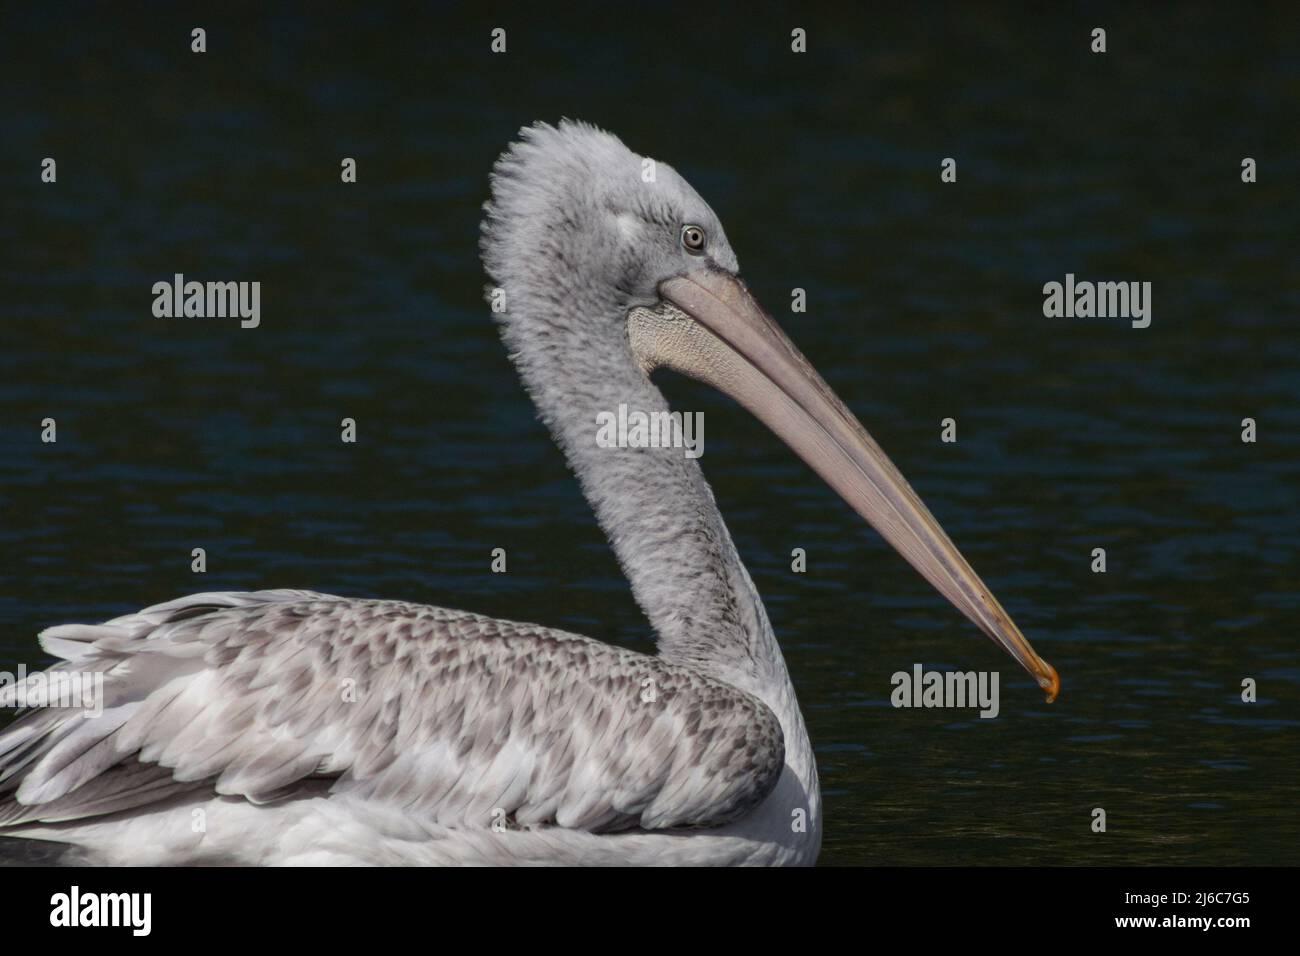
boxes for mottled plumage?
[0,590,784,836]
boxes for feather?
[0,590,784,836]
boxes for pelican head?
[481,120,1059,702]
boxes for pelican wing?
[0,590,785,833]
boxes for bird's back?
[0,590,787,864]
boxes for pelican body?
[0,122,1057,865]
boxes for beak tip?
[1039,662,1061,703]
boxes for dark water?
[2,5,1297,865]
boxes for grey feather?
[0,590,784,832]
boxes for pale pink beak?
[629,270,1059,702]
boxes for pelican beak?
[633,270,1058,702]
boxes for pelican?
[0,121,1058,866]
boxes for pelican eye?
[680,224,707,254]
